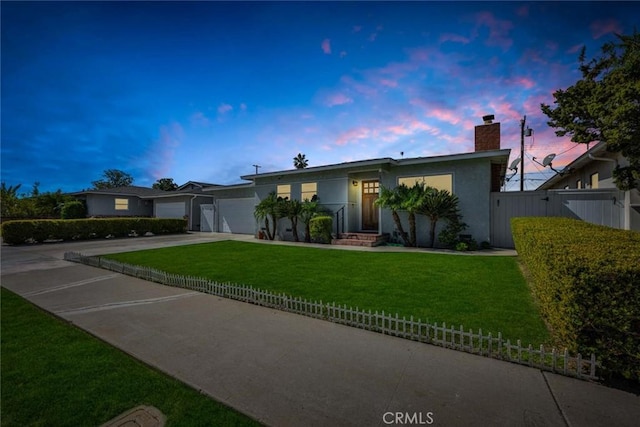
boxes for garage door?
[218,198,256,234]
[156,202,186,218]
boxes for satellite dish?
[509,158,521,170]
[542,153,556,167]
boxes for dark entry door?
[362,180,379,230]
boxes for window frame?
[277,184,291,200]
[301,182,317,201]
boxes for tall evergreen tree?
[541,31,640,190]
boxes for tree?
[293,153,308,169]
[374,184,409,246]
[418,187,462,248]
[0,182,22,218]
[254,192,281,240]
[541,31,640,190]
[152,178,178,191]
[92,169,134,189]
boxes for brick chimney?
[475,115,500,151]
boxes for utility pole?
[520,115,526,191]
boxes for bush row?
[1,218,187,245]
[511,217,640,382]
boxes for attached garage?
[218,198,256,234]
[155,201,186,219]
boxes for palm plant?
[299,196,319,243]
[282,198,303,242]
[254,192,280,240]
[418,187,461,248]
[400,183,426,247]
[375,185,411,246]
[293,153,308,169]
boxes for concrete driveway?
[1,233,638,426]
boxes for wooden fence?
[64,251,599,380]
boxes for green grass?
[105,241,550,346]
[0,287,262,427]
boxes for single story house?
[536,141,640,231]
[74,118,511,246]
[72,182,217,232]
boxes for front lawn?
[105,241,550,346]
[0,288,261,427]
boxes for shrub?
[511,217,640,382]
[438,218,467,248]
[61,201,86,219]
[309,215,333,244]
[1,218,187,245]
[454,242,468,251]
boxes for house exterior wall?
[382,157,493,246]
[248,155,496,246]
[549,150,623,189]
[84,194,153,217]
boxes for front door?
[362,180,379,230]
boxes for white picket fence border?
[64,251,599,380]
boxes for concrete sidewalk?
[1,235,638,426]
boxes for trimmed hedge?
[511,217,640,381]
[309,215,333,244]
[1,218,188,245]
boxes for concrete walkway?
[1,234,638,426]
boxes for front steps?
[331,232,390,247]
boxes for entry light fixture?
[352,180,358,187]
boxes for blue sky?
[2,1,638,193]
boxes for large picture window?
[397,174,453,193]
[277,184,291,200]
[301,182,317,201]
[115,198,129,210]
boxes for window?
[363,180,379,194]
[301,182,317,201]
[277,184,291,200]
[590,172,599,189]
[576,179,582,189]
[398,174,453,193]
[115,198,129,210]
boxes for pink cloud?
[427,108,462,125]
[509,76,535,89]
[325,92,353,107]
[340,75,378,98]
[439,33,471,44]
[217,103,233,114]
[190,111,211,127]
[336,127,371,146]
[590,18,622,39]
[474,11,514,50]
[379,78,397,88]
[321,38,331,54]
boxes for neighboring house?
[536,141,640,231]
[74,119,511,246]
[72,185,216,232]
